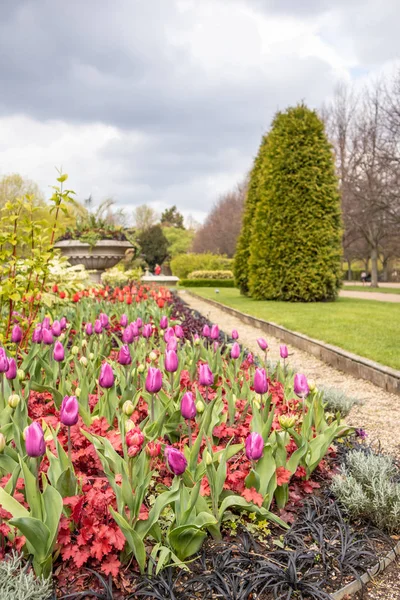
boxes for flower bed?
[0,285,396,598]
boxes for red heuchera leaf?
[242,487,263,507]
[302,480,321,494]
[101,554,121,577]
[276,467,291,486]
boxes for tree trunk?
[370,247,379,287]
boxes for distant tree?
[137,224,169,271]
[163,227,195,258]
[133,205,158,231]
[193,180,247,258]
[161,205,184,229]
[0,173,44,207]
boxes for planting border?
[184,292,400,395]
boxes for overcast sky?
[0,0,399,223]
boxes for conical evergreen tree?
[233,135,268,295]
[248,104,342,302]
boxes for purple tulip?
[0,349,9,374]
[60,317,67,330]
[120,314,128,327]
[25,422,45,457]
[213,341,219,352]
[280,345,289,359]
[253,368,268,395]
[180,392,196,419]
[231,342,240,360]
[199,363,214,386]
[6,358,17,380]
[294,373,309,398]
[165,446,187,476]
[142,324,153,339]
[51,320,61,337]
[202,325,210,338]
[257,338,268,351]
[99,363,115,388]
[53,341,65,362]
[136,317,143,328]
[174,325,184,339]
[99,313,109,328]
[118,344,132,366]
[42,317,50,330]
[165,350,178,373]
[32,325,42,343]
[42,328,54,345]
[122,325,134,344]
[85,322,93,336]
[167,337,178,351]
[94,319,103,334]
[11,325,23,343]
[60,395,79,426]
[160,316,168,329]
[164,327,175,343]
[210,324,219,340]
[245,432,264,461]
[232,329,239,340]
[131,322,139,337]
[145,367,162,394]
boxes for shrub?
[179,278,235,287]
[234,140,267,295]
[247,104,342,302]
[170,253,233,279]
[101,266,143,286]
[188,270,234,280]
[319,386,360,417]
[0,552,52,600]
[137,225,169,271]
[332,450,400,533]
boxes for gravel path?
[340,290,400,302]
[180,290,400,600]
[180,291,400,457]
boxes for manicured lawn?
[343,285,400,295]
[187,288,400,370]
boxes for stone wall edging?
[185,292,400,396]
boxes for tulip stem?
[205,386,209,404]
[170,372,174,393]
[67,426,72,463]
[151,394,155,421]
[0,375,4,406]
[187,420,192,448]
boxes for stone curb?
[329,540,400,599]
[184,292,400,396]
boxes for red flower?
[276,467,291,486]
[242,487,263,507]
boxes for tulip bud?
[6,358,17,380]
[149,351,157,362]
[230,342,240,360]
[159,316,168,329]
[137,363,145,374]
[94,319,102,334]
[42,328,54,345]
[280,344,289,359]
[278,414,297,430]
[51,320,61,337]
[122,325,134,344]
[210,324,219,340]
[231,329,239,340]
[257,338,268,351]
[174,325,184,339]
[136,317,143,328]
[167,337,178,351]
[32,325,42,343]
[99,363,115,388]
[193,335,201,346]
[118,345,132,366]
[120,314,128,327]
[81,339,87,348]
[60,396,79,426]
[99,313,109,328]
[0,349,9,374]
[60,317,67,330]
[308,379,316,392]
[25,422,45,457]
[164,350,178,373]
[142,324,153,339]
[123,400,134,416]
[79,356,88,367]
[202,325,210,338]
[75,387,81,397]
[204,450,213,466]
[196,400,205,413]
[253,368,268,395]
[125,419,135,431]
[164,327,175,343]
[165,446,187,476]
[253,399,261,410]
[145,367,162,394]
[70,346,78,355]
[146,441,161,457]
[293,373,309,398]
[88,353,94,361]
[86,322,94,336]
[53,341,65,362]
[8,393,20,408]
[11,325,23,343]
[199,363,213,386]
[180,392,196,420]
[0,433,5,452]
[17,368,25,381]
[245,432,264,461]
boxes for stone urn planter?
[54,239,134,283]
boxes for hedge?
[170,253,233,279]
[188,270,234,280]
[179,279,235,288]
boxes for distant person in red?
[155,264,161,276]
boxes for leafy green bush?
[101,266,143,286]
[247,104,342,302]
[188,270,234,280]
[319,386,360,417]
[0,552,52,600]
[332,450,400,533]
[180,279,235,287]
[170,253,233,279]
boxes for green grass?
[343,285,400,295]
[188,288,400,370]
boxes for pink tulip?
[0,349,9,373]
[160,316,168,329]
[51,320,61,337]
[94,319,103,334]
[210,324,219,340]
[42,328,54,345]
[231,329,239,340]
[174,325,184,339]
[145,367,162,394]
[165,447,187,476]
[199,363,214,386]
[202,325,210,338]
[294,374,309,398]
[53,341,65,362]
[257,338,268,351]
[118,345,132,366]
[85,322,93,336]
[25,422,45,457]
[180,392,196,419]
[164,327,175,343]
[280,345,288,359]
[122,325,134,344]
[120,314,128,327]
[99,363,114,388]
[231,342,240,360]
[60,396,79,426]
[6,358,17,380]
[99,313,109,328]
[254,368,268,395]
[245,432,264,461]
[11,325,23,343]
[165,350,178,373]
